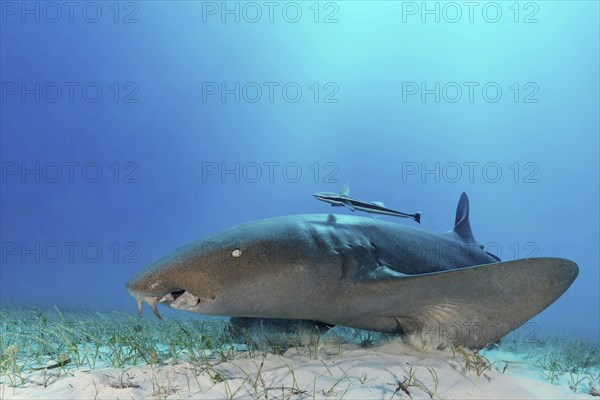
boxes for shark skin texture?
[126,193,578,349]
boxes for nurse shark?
[126,193,578,349]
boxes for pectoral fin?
[339,258,578,349]
[342,200,356,211]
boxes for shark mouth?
[135,290,201,320]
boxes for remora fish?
[313,184,421,223]
[126,193,578,349]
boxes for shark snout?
[125,275,178,320]
[126,280,164,320]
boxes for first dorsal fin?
[341,183,350,197]
[452,192,476,243]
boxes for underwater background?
[1,0,598,347]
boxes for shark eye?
[231,249,242,257]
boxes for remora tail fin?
[414,212,421,224]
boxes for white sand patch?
[2,341,595,400]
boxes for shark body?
[126,193,577,349]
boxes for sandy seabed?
[3,342,598,400]
[1,307,598,399]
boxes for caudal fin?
[414,212,421,224]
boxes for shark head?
[125,246,204,320]
[313,192,346,207]
[125,218,320,320]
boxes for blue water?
[1,2,598,343]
